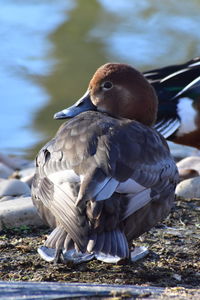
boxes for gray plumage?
[32,111,178,262]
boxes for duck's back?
[32,111,178,262]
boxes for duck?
[32,63,179,264]
[143,57,200,149]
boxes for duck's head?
[54,63,158,126]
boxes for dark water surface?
[1,0,200,159]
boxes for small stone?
[0,196,15,202]
[162,227,184,237]
[0,179,31,197]
[172,274,182,281]
[176,176,200,199]
[0,163,14,179]
[0,197,44,230]
[114,278,124,284]
[21,174,34,187]
[18,167,35,179]
[177,156,200,175]
[178,168,199,181]
[19,167,35,187]
[168,142,196,159]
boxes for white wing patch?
[176,97,197,137]
[122,189,151,220]
[116,178,145,194]
[117,179,152,219]
[48,169,80,185]
[88,177,119,201]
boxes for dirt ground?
[0,197,200,298]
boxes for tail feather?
[101,231,111,254]
[45,226,65,248]
[91,232,105,253]
[115,230,129,258]
[40,226,129,263]
[88,229,129,259]
[110,230,117,256]
[45,226,74,252]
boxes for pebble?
[0,195,16,202]
[176,176,200,199]
[21,174,34,187]
[18,166,35,179]
[0,197,44,230]
[177,156,200,181]
[0,179,31,197]
[114,279,124,284]
[0,153,44,229]
[177,156,200,174]
[16,166,35,187]
[178,168,199,181]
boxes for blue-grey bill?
[54,90,96,119]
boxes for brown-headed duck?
[32,63,179,264]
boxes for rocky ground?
[0,153,200,299]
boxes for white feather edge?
[155,119,180,138]
[48,169,153,219]
[189,60,200,67]
[122,189,151,220]
[48,169,80,185]
[91,177,119,201]
[94,177,147,201]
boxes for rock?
[178,168,199,181]
[21,174,34,187]
[177,156,200,181]
[168,142,198,160]
[0,179,31,197]
[176,176,200,199]
[0,196,15,202]
[177,156,200,174]
[18,167,35,187]
[0,197,44,230]
[0,162,14,178]
[18,167,35,179]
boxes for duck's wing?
[32,137,89,252]
[143,57,200,83]
[143,57,200,138]
[71,115,179,256]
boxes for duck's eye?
[102,81,113,90]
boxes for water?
[0,0,200,159]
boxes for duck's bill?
[54,90,96,119]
